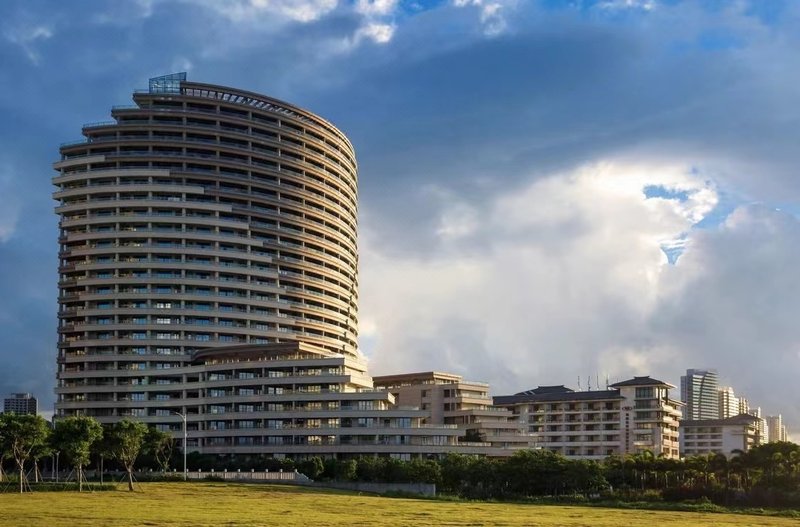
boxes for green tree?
[0,416,8,482]
[0,413,51,493]
[52,416,103,492]
[407,457,442,485]
[323,458,357,481]
[297,456,324,480]
[107,419,149,491]
[145,428,174,473]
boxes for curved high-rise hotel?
[54,74,503,458]
[56,72,359,360]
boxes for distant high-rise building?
[681,369,719,420]
[737,396,750,416]
[718,386,741,419]
[767,415,788,443]
[3,393,38,415]
[748,406,767,444]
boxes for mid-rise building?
[373,372,533,453]
[494,376,683,459]
[51,74,500,460]
[681,369,719,420]
[680,414,762,458]
[3,393,38,415]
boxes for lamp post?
[172,411,187,481]
[55,451,60,483]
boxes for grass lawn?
[0,482,796,527]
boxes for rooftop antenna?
[605,374,610,390]
[577,376,582,391]
[596,373,600,391]
[587,375,592,391]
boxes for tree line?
[0,414,172,493]
[2,413,799,507]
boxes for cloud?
[355,0,398,17]
[171,56,194,72]
[452,0,512,36]
[360,161,800,436]
[3,24,53,65]
[354,21,396,44]
[598,0,656,11]
[179,0,339,23]
[360,161,716,376]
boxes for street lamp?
[55,451,60,483]
[171,411,188,481]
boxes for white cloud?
[360,161,716,378]
[359,160,800,434]
[355,0,398,17]
[3,24,53,65]
[452,0,512,36]
[182,0,339,23]
[355,22,396,44]
[598,0,657,11]
[171,56,194,72]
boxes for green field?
[0,482,796,527]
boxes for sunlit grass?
[0,482,796,527]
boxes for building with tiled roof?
[494,376,683,459]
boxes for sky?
[0,0,798,438]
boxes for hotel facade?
[373,372,534,451]
[53,74,498,459]
[679,414,762,458]
[494,377,683,459]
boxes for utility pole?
[172,411,188,481]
